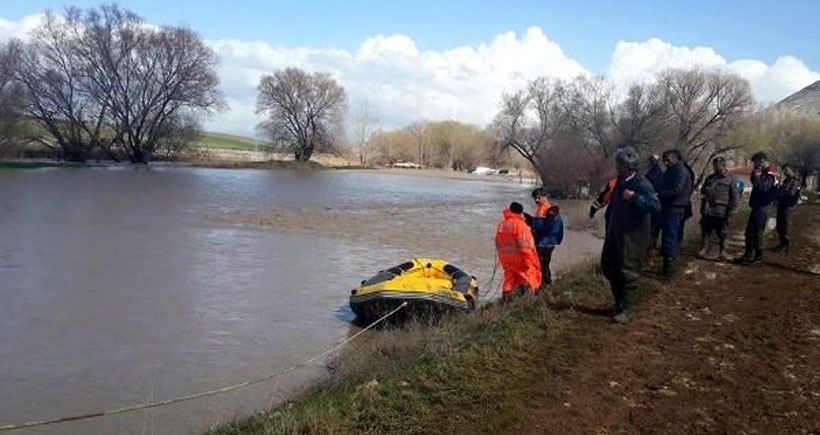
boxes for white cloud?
[0,14,45,42]
[207,27,590,134]
[3,13,820,135]
[608,37,820,104]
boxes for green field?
[194,132,263,151]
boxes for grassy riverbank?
[211,205,820,435]
[208,266,636,435]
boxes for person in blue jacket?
[530,203,564,290]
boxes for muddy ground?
[520,205,820,435]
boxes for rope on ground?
[480,252,502,301]
[0,302,409,433]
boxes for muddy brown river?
[0,166,602,434]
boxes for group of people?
[494,146,803,324]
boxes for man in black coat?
[657,149,693,278]
[601,147,661,323]
[644,155,664,265]
[774,164,801,252]
[738,152,778,266]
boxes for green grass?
[194,132,264,151]
[209,267,615,435]
[0,161,84,169]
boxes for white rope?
[0,302,409,432]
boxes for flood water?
[0,166,602,434]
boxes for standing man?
[738,152,778,266]
[644,154,665,266]
[495,202,541,301]
[774,164,801,252]
[699,157,739,260]
[657,149,693,278]
[601,147,661,323]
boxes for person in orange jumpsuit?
[495,202,541,302]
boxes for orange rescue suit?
[495,209,542,293]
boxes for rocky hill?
[776,80,820,115]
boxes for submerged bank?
[209,205,820,435]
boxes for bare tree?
[256,68,347,161]
[408,120,430,166]
[351,100,378,165]
[79,5,223,163]
[0,41,26,152]
[614,82,667,154]
[559,76,621,159]
[491,77,564,182]
[15,11,109,162]
[13,5,222,163]
[655,68,754,185]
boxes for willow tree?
[256,68,347,161]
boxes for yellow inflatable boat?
[350,258,479,324]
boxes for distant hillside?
[195,132,262,151]
[776,81,820,116]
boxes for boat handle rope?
[0,302,409,432]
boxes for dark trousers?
[776,206,792,247]
[661,209,685,259]
[650,214,661,249]
[744,207,768,258]
[537,246,553,287]
[701,215,728,251]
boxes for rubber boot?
[610,283,623,315]
[662,256,677,280]
[613,288,634,323]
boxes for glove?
[588,205,596,219]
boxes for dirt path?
[520,206,820,435]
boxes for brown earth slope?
[521,206,820,435]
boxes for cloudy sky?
[2,0,819,136]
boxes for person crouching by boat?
[495,202,542,302]
[601,147,661,323]
[531,200,564,290]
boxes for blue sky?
[2,0,819,134]
[4,0,819,72]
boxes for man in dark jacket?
[774,164,801,252]
[657,149,693,278]
[531,203,564,289]
[738,152,778,266]
[699,157,739,260]
[601,147,661,323]
[644,155,664,265]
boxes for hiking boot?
[717,251,732,262]
[772,244,789,253]
[733,248,754,265]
